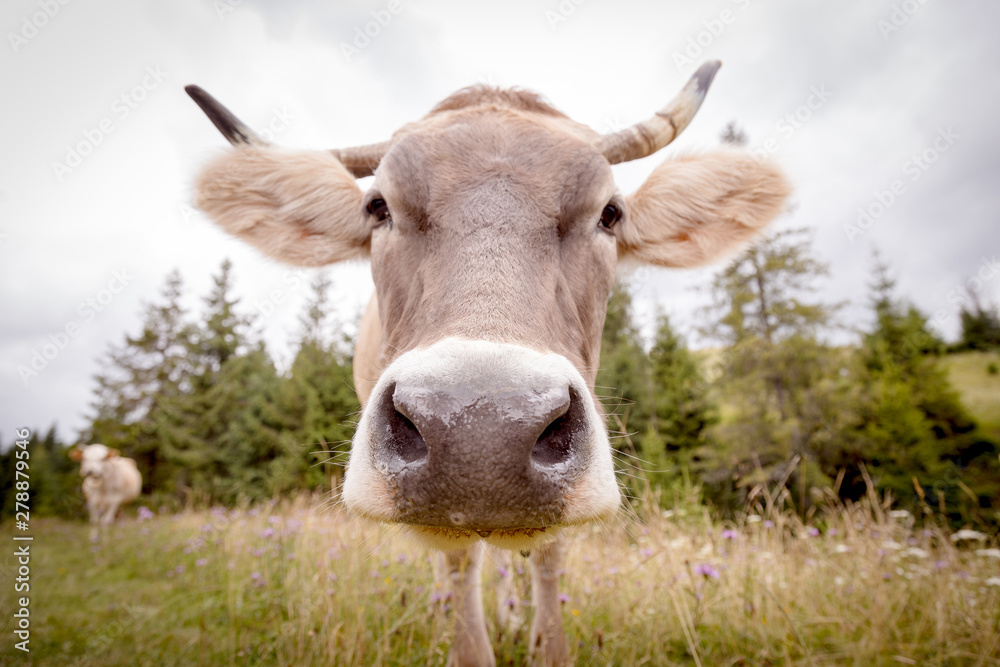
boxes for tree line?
[2,239,999,528]
[598,228,1000,527]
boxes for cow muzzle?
[342,338,619,545]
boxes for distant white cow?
[69,444,142,542]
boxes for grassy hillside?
[943,350,1000,439]
[2,493,999,666]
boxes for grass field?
[943,350,1000,439]
[3,489,999,666]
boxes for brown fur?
[621,151,790,267]
[194,148,368,266]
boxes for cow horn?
[598,60,722,165]
[185,84,389,178]
[185,85,266,146]
[330,142,391,179]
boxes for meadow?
[3,486,999,666]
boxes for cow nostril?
[390,409,428,465]
[531,389,581,468]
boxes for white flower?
[985,577,1000,587]
[881,540,903,551]
[951,529,988,543]
[901,547,929,559]
[974,548,1000,560]
[833,544,851,554]
[746,515,762,524]
[888,510,911,519]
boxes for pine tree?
[155,259,273,503]
[86,270,194,493]
[846,256,998,523]
[698,228,842,512]
[641,314,717,499]
[595,279,653,475]
[956,288,1000,351]
[280,273,360,490]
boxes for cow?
[185,60,789,665]
[69,444,143,543]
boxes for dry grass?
[2,489,999,666]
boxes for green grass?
[3,493,999,666]
[943,350,1000,438]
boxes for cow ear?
[69,446,84,462]
[106,448,120,458]
[194,147,369,266]
[618,151,790,267]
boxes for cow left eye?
[368,198,392,226]
[599,203,621,230]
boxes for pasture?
[3,490,999,666]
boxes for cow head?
[187,61,789,550]
[70,443,118,478]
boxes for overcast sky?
[2,0,998,444]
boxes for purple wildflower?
[498,565,510,578]
[694,563,720,579]
[196,558,208,567]
[137,506,154,521]
[721,529,738,540]
[807,527,820,537]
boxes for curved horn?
[330,142,391,179]
[598,60,722,165]
[185,84,389,178]
[185,85,266,146]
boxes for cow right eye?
[368,198,392,226]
